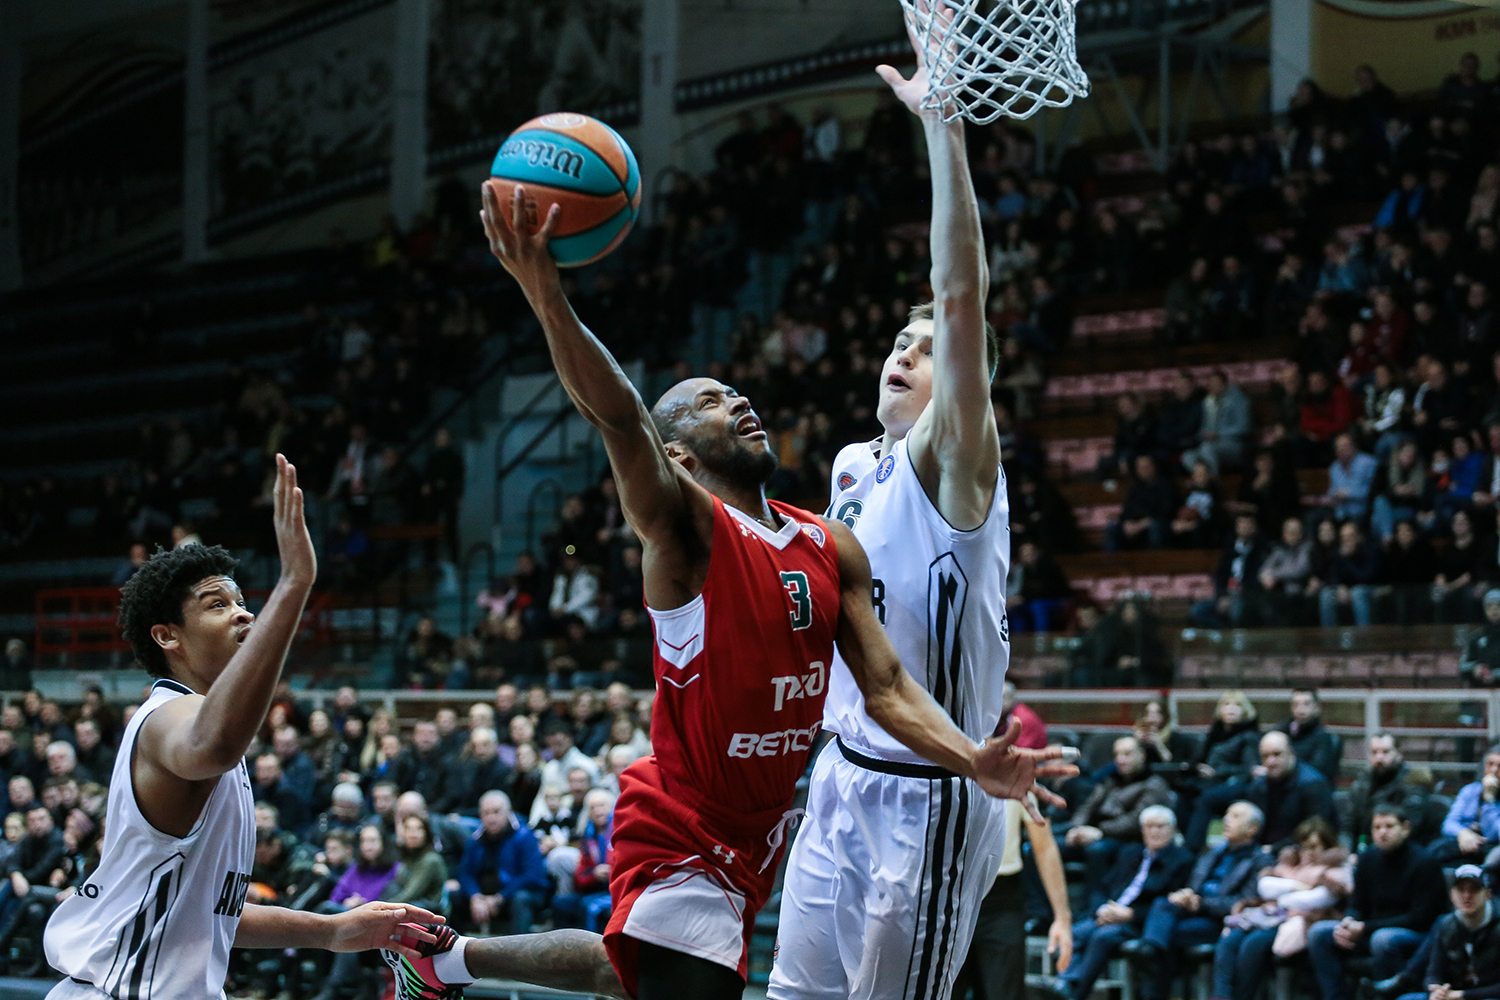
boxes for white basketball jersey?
[824,437,1011,765]
[44,678,255,1000]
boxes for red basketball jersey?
[645,495,841,825]
[602,497,842,994]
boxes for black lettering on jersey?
[835,499,863,529]
[871,577,887,625]
[927,553,969,730]
[781,571,812,630]
[214,870,251,917]
[80,881,100,898]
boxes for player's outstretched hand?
[328,901,446,959]
[972,716,1078,823]
[875,0,956,117]
[272,454,316,587]
[480,180,561,295]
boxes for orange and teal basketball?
[487,112,641,268]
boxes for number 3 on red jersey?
[781,571,811,630]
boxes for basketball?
[487,112,642,268]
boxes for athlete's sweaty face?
[152,575,254,684]
[877,320,934,440]
[655,378,778,489]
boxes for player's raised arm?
[143,455,316,782]
[878,15,999,525]
[824,518,1073,819]
[480,181,697,545]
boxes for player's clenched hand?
[480,181,561,295]
[971,717,1077,822]
[272,454,316,587]
[327,901,445,958]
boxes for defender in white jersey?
[768,23,1075,1000]
[44,457,441,1000]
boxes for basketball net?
[899,0,1090,124]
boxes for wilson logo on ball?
[498,139,586,179]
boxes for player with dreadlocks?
[41,456,444,1000]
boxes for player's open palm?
[272,454,316,585]
[481,180,561,295]
[876,0,956,116]
[972,717,1077,823]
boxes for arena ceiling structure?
[0,0,1481,292]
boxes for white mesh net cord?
[898,0,1091,124]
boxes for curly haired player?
[42,456,444,1000]
[376,185,1074,1000]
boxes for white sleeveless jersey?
[824,437,1011,764]
[44,678,255,1000]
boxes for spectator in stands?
[1319,433,1380,524]
[1192,514,1266,628]
[454,790,548,935]
[1105,454,1178,552]
[540,722,601,788]
[384,814,447,912]
[434,726,510,817]
[1307,805,1448,1000]
[1006,541,1074,633]
[1381,864,1500,1000]
[1435,745,1500,866]
[0,805,65,954]
[1461,592,1500,685]
[1343,735,1435,851]
[1131,801,1269,1000]
[553,788,615,932]
[1436,510,1485,623]
[1257,517,1316,625]
[1277,688,1343,782]
[1099,394,1158,481]
[1157,371,1206,459]
[1371,441,1429,545]
[71,720,112,781]
[1376,520,1439,624]
[43,742,89,787]
[303,781,369,848]
[547,561,600,641]
[1051,806,1195,1000]
[1229,450,1302,540]
[1182,370,1252,475]
[1134,699,1199,767]
[1062,736,1175,887]
[401,616,455,689]
[1301,370,1355,465]
[1412,360,1466,456]
[392,720,446,804]
[1073,595,1170,688]
[1165,258,1214,344]
[1318,521,1381,626]
[252,753,310,835]
[434,706,467,759]
[310,822,402,1000]
[247,825,315,908]
[1000,682,1049,750]
[1242,732,1337,849]
[1183,691,1264,849]
[1213,817,1350,1000]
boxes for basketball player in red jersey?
[380,184,1074,1000]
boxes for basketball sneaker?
[381,923,470,1000]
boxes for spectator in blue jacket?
[1323,433,1380,524]
[454,790,549,935]
[1434,745,1500,866]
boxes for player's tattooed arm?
[480,181,708,563]
[452,929,629,1000]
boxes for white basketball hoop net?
[899,0,1090,124]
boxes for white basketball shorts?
[768,737,1007,1000]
